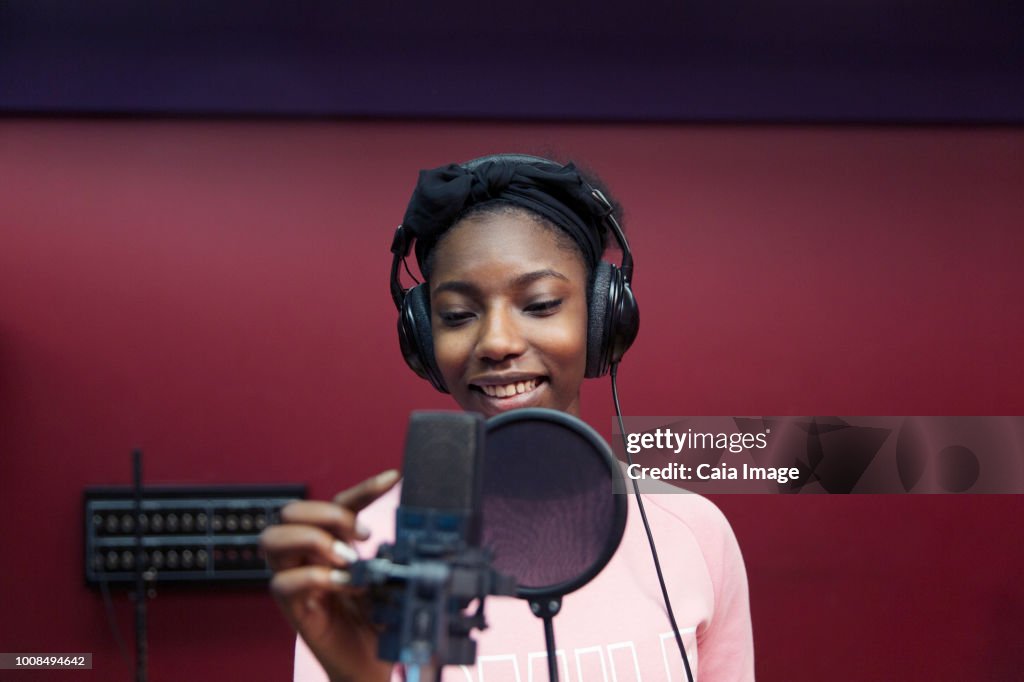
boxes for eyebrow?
[432,269,570,297]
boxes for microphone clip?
[350,534,516,669]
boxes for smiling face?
[428,210,589,418]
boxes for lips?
[477,378,539,398]
[469,376,548,414]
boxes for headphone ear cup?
[586,261,613,378]
[607,269,639,368]
[398,284,449,393]
[587,262,640,377]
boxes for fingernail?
[376,469,400,487]
[332,540,358,563]
[329,569,350,586]
[355,518,371,538]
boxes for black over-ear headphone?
[389,153,639,393]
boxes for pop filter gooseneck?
[482,408,627,682]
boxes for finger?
[269,565,355,628]
[279,500,362,542]
[270,564,353,602]
[332,470,400,515]
[260,524,360,571]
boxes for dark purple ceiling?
[2,1,1021,122]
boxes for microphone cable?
[610,363,694,682]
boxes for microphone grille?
[400,411,485,512]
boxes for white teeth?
[480,379,539,398]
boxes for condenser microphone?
[398,411,485,546]
[349,412,515,682]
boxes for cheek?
[432,329,473,384]
[541,309,589,378]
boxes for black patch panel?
[84,484,305,586]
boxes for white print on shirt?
[452,628,698,682]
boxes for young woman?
[260,155,754,681]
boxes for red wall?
[1,120,1022,680]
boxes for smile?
[477,378,540,398]
[469,377,549,413]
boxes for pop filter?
[482,408,627,601]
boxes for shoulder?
[615,462,738,557]
[639,492,754,676]
[640,492,740,557]
[635,491,749,622]
[641,491,746,582]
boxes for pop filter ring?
[483,408,628,601]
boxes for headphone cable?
[610,363,694,682]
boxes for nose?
[475,305,527,364]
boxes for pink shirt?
[296,486,753,681]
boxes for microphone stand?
[529,597,562,682]
[132,449,149,682]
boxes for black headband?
[399,159,608,273]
